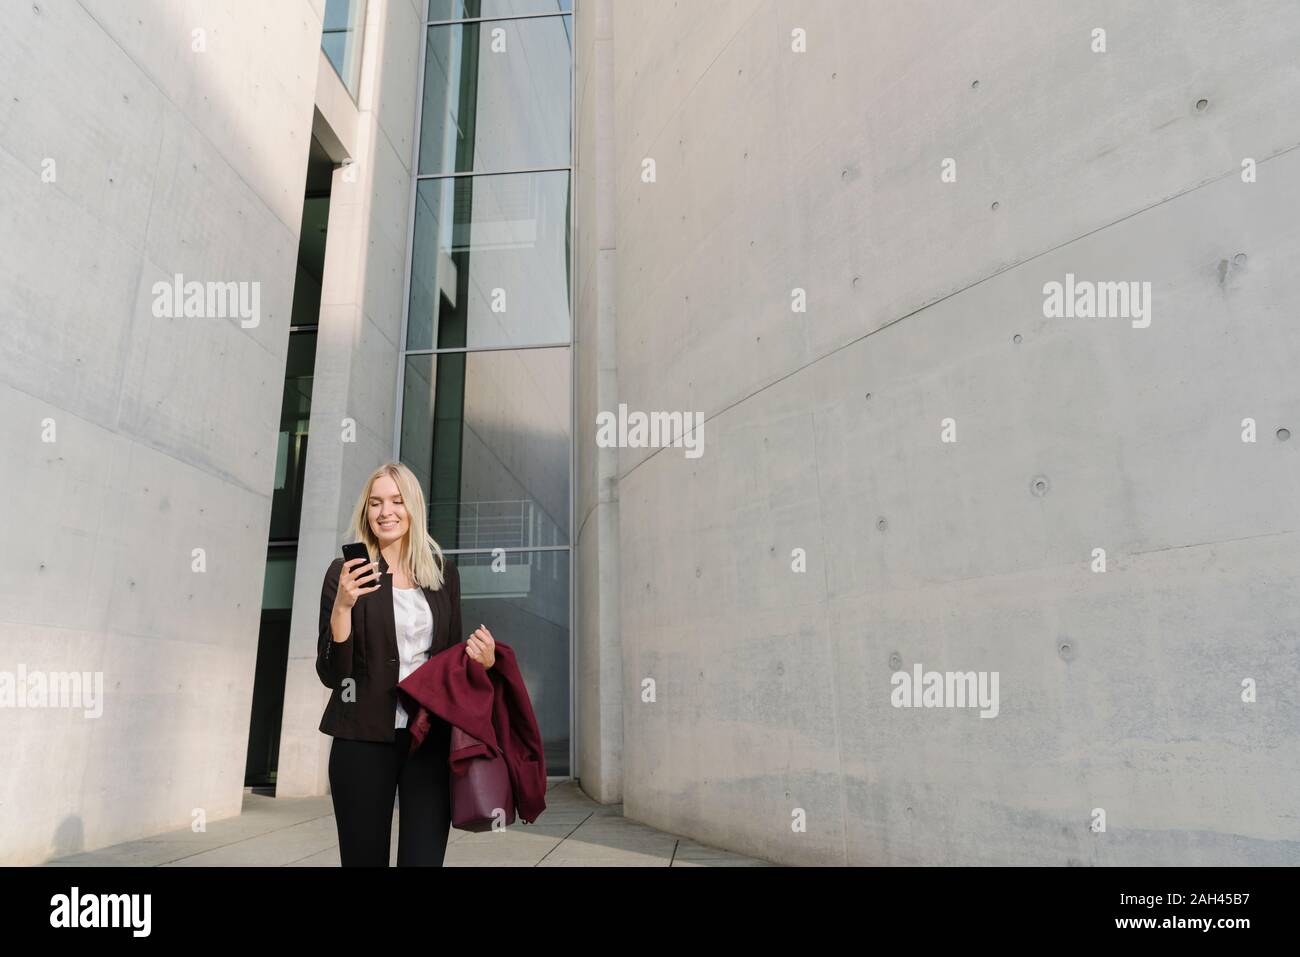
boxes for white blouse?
[392,585,434,729]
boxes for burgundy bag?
[448,724,516,832]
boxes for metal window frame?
[426,8,573,27]
[393,0,577,782]
[414,164,573,180]
[403,340,571,356]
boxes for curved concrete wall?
[0,0,325,865]
[577,0,1300,864]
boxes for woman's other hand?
[466,625,496,669]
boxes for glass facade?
[418,16,572,174]
[399,1,574,776]
[406,171,571,350]
[249,135,337,787]
[322,0,367,99]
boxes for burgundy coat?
[397,640,547,824]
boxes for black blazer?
[316,551,463,742]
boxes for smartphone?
[341,542,375,581]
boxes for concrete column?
[574,0,624,801]
[276,0,423,797]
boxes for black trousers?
[328,718,453,866]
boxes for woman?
[315,461,496,866]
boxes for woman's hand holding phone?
[330,558,381,642]
[336,558,381,611]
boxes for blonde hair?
[347,462,446,591]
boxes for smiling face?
[367,473,409,550]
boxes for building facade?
[3,0,1299,867]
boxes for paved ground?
[42,780,774,866]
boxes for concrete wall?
[581,0,1300,864]
[0,0,323,864]
[276,0,425,797]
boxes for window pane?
[428,1,572,23]
[420,18,572,175]
[406,171,571,350]
[322,0,366,98]
[269,332,316,541]
[454,548,570,775]
[400,348,570,549]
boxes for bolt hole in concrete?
[1278,428,1291,441]
[991,201,1000,211]
[971,79,980,89]
[877,518,888,532]
[1031,475,1051,496]
[1013,334,1022,344]
[1195,98,1209,111]
[1234,252,1247,266]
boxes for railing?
[456,499,535,550]
[428,499,565,551]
